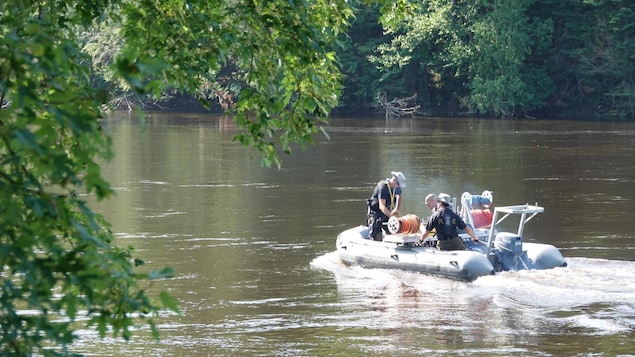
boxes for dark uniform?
[424,207,467,250]
[366,180,401,240]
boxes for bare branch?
[376,92,421,119]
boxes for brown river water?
[75,112,634,356]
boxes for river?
[75,112,635,356]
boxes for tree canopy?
[0,0,375,355]
[77,0,360,167]
[78,0,634,118]
[353,0,634,118]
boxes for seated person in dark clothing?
[419,194,479,250]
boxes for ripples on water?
[68,116,634,356]
[310,252,635,355]
[71,251,635,356]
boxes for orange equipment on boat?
[386,214,421,235]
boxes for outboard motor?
[493,232,527,271]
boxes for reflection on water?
[73,113,635,356]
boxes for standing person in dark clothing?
[419,195,480,250]
[366,171,406,240]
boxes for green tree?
[537,0,635,117]
[465,0,554,116]
[0,3,177,356]
[0,0,377,355]
[79,0,355,167]
[372,0,555,117]
[607,3,635,117]
[337,3,389,114]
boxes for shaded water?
[76,113,634,356]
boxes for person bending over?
[366,171,406,240]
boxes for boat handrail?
[494,204,544,215]
[485,203,544,255]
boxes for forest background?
[85,0,635,119]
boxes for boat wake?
[311,252,635,335]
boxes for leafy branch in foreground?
[1,0,402,354]
[1,2,177,356]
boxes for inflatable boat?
[336,191,567,282]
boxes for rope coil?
[387,214,421,234]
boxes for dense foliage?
[77,1,634,119]
[78,0,360,167]
[0,3,179,356]
[1,0,369,355]
[355,0,634,118]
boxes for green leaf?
[159,291,180,314]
